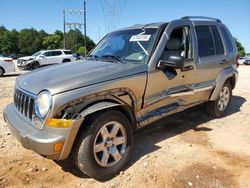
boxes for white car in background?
[17,49,75,70]
[0,57,15,76]
[238,57,250,65]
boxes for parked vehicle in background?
[17,49,75,70]
[8,53,19,60]
[0,57,15,76]
[4,16,238,180]
[73,53,82,60]
[238,57,250,65]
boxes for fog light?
[45,118,73,128]
[54,142,64,152]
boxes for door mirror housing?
[158,55,185,70]
[40,55,45,58]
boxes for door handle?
[182,65,194,71]
[219,59,228,65]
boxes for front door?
[141,20,212,120]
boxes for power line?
[63,6,87,56]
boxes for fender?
[79,101,121,118]
[210,67,238,101]
[58,101,122,160]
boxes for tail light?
[235,54,240,69]
[235,54,240,62]
[4,59,13,63]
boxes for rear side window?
[210,26,224,55]
[52,51,62,56]
[195,26,215,57]
[220,26,234,52]
[64,51,73,55]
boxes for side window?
[64,50,73,55]
[210,26,224,55]
[220,26,234,52]
[52,51,62,56]
[195,26,215,57]
[43,51,52,57]
[162,26,191,60]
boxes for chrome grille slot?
[14,89,35,121]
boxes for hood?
[18,56,35,61]
[16,60,148,95]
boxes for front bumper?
[17,63,31,70]
[3,104,83,160]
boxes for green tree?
[18,28,40,55]
[235,38,245,57]
[65,29,95,53]
[43,34,62,49]
[76,46,87,56]
[0,29,19,55]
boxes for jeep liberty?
[4,16,238,180]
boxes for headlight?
[35,91,52,119]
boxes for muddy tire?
[72,110,133,180]
[206,81,232,117]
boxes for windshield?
[89,28,158,63]
[32,51,42,57]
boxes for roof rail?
[181,16,222,23]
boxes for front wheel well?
[79,105,136,133]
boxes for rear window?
[220,26,234,52]
[64,51,73,55]
[195,26,215,57]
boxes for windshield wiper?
[100,55,125,64]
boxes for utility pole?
[63,9,66,49]
[63,9,85,51]
[84,0,87,57]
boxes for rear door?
[51,51,63,64]
[193,22,228,84]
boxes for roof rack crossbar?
[181,16,222,23]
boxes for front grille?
[14,89,35,121]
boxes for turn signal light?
[45,118,72,128]
[54,142,64,152]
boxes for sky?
[0,0,249,52]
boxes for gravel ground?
[0,64,250,188]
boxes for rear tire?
[72,110,133,180]
[205,81,232,117]
[62,59,71,63]
[0,67,4,76]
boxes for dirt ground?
[0,64,250,188]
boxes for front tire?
[73,110,133,180]
[206,81,232,117]
[31,62,40,70]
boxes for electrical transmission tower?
[63,1,87,56]
[106,0,117,32]
[100,0,125,32]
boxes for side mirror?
[40,55,45,58]
[158,55,185,70]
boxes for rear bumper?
[3,104,83,160]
